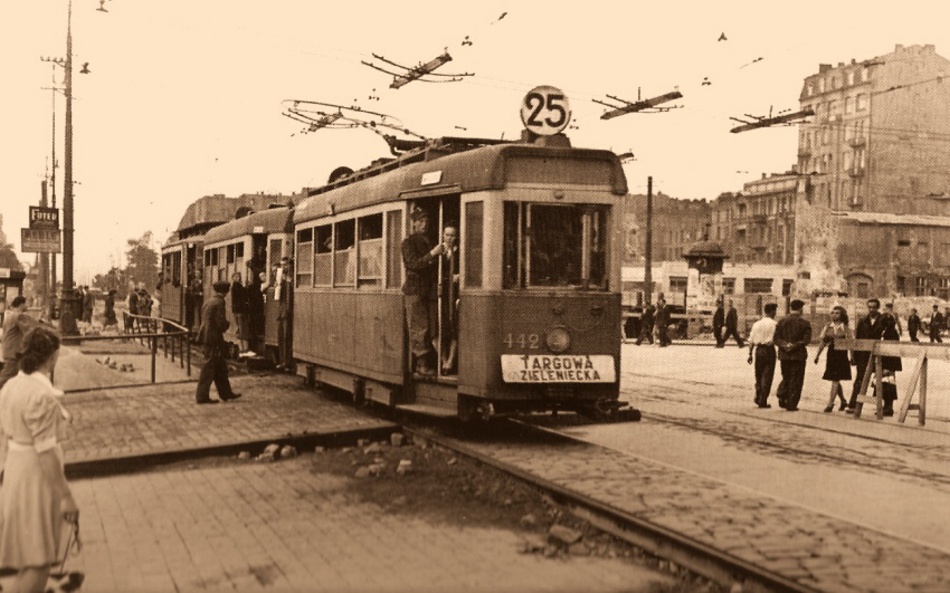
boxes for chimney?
[819,64,832,73]
[837,62,844,67]
[762,173,767,180]
[895,44,904,52]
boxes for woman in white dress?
[0,326,78,593]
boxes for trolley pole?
[644,176,653,305]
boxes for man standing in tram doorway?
[402,207,444,376]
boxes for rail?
[59,312,192,384]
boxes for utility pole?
[645,176,653,305]
[38,180,49,310]
[49,68,58,321]
[60,0,78,334]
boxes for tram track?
[398,417,820,593]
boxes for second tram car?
[292,134,629,420]
[201,206,294,358]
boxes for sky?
[3,0,950,283]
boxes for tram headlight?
[545,327,571,353]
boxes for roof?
[835,211,950,228]
[161,232,206,253]
[295,141,626,224]
[203,207,294,246]
[176,194,296,233]
[684,240,727,258]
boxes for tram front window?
[504,203,608,289]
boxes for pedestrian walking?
[723,299,746,347]
[907,308,920,342]
[813,305,852,412]
[0,326,80,593]
[195,281,242,404]
[0,296,38,391]
[655,298,671,347]
[774,299,812,411]
[712,300,725,348]
[929,304,943,343]
[125,286,139,331]
[81,286,94,323]
[747,303,778,408]
[635,303,655,345]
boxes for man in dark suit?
[635,303,655,346]
[907,308,921,342]
[929,304,944,343]
[848,298,901,415]
[195,281,242,404]
[774,299,812,411]
[723,299,745,347]
[402,208,443,375]
[712,300,725,348]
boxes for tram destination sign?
[500,354,615,383]
[28,206,60,230]
[21,228,62,253]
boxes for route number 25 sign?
[520,85,572,136]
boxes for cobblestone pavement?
[58,374,396,466]
[30,458,670,593]
[459,436,950,593]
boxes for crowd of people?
[746,297,904,416]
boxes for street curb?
[64,422,400,480]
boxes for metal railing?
[59,312,192,384]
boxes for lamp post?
[57,0,79,334]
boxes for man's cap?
[212,281,231,293]
[410,207,429,221]
[789,299,805,311]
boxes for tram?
[292,131,630,420]
[160,233,204,331]
[200,206,294,359]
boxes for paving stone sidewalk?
[463,438,950,593]
[31,458,670,593]
[58,374,397,469]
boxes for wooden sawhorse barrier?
[838,339,950,425]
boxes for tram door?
[409,195,460,379]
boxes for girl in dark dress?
[103,289,118,326]
[813,306,852,412]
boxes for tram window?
[386,210,403,288]
[226,244,235,264]
[313,225,332,286]
[504,202,609,289]
[268,238,282,284]
[334,219,356,286]
[503,202,521,289]
[358,214,383,287]
[296,228,313,287]
[464,202,483,287]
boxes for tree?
[92,266,128,299]
[0,214,24,271]
[125,231,159,291]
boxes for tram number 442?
[503,333,541,349]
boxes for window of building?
[847,71,855,85]
[917,240,929,261]
[357,213,383,287]
[744,278,774,294]
[464,202,483,287]
[313,225,332,286]
[857,282,870,298]
[915,276,928,297]
[831,76,839,89]
[845,96,854,114]
[782,279,794,297]
[861,68,869,82]
[333,219,355,287]
[896,275,906,295]
[722,278,736,295]
[669,276,688,293]
[295,228,313,287]
[938,278,950,300]
[857,93,868,110]
[385,210,402,289]
[819,78,826,92]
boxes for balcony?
[848,136,867,147]
[849,167,866,178]
[751,214,768,224]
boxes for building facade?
[621,192,710,265]
[710,172,799,266]
[795,44,950,297]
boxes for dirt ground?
[306,433,727,593]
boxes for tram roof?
[176,194,295,234]
[161,231,205,253]
[295,139,627,223]
[202,207,294,246]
